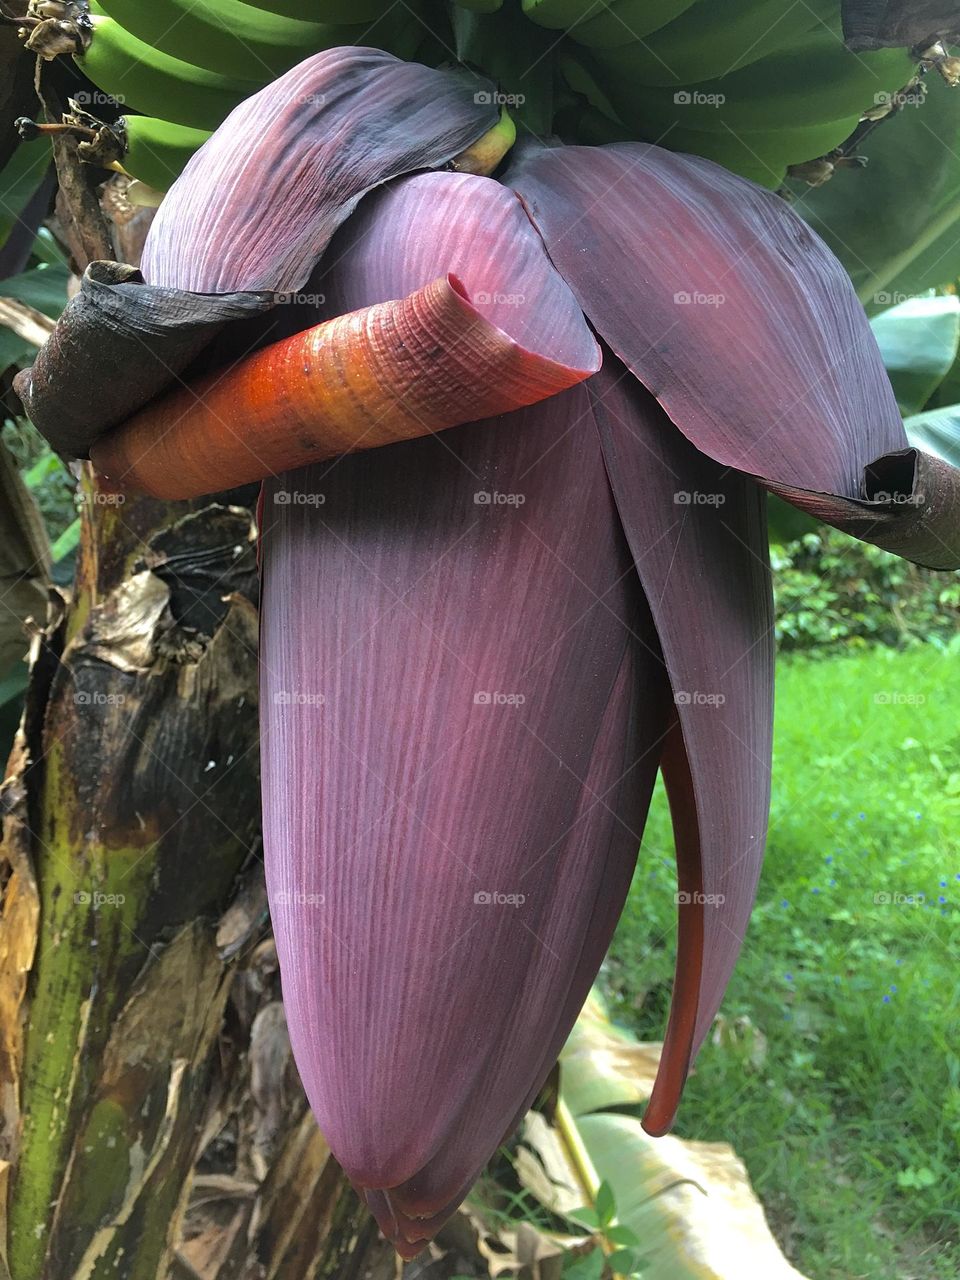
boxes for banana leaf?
[794,75,960,310]
[514,992,808,1280]
[0,263,69,373]
[904,404,960,465]
[0,141,52,249]
[869,294,960,415]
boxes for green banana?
[79,8,257,130]
[537,0,696,41]
[582,27,916,133]
[451,107,516,174]
[115,116,212,192]
[241,0,392,20]
[92,0,367,81]
[574,0,834,74]
[573,103,779,185]
[522,0,697,38]
[655,115,863,184]
[564,89,861,189]
[369,2,434,62]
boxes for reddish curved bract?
[89,271,599,499]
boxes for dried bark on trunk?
[0,71,384,1278]
[0,478,390,1280]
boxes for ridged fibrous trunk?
[0,152,384,1279]
[0,474,391,1280]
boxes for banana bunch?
[60,0,438,189]
[20,0,942,194]
[524,0,924,187]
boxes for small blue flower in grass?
[785,973,793,982]
[781,899,789,909]
[939,896,947,904]
[825,855,833,864]
[858,812,866,821]
[889,984,897,993]
[883,994,891,1004]
[940,880,947,888]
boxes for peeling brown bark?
[0,117,378,1280]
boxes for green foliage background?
[607,646,960,1280]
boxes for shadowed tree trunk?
[0,74,385,1279]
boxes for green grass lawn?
[603,642,960,1280]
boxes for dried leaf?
[15,261,273,458]
[841,0,960,50]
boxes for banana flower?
[18,48,960,1257]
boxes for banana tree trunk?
[0,476,385,1279]
[0,111,383,1274]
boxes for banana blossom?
[18,48,960,1258]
